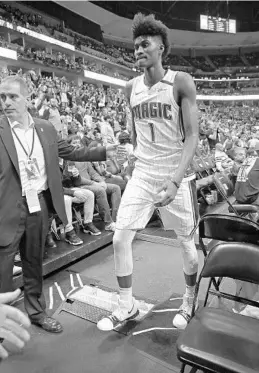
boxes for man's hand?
[106,144,118,159]
[73,189,87,202]
[0,289,31,360]
[71,168,79,178]
[154,181,179,207]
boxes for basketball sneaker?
[173,295,198,329]
[97,299,139,331]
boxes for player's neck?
[144,64,166,88]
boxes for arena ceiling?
[92,1,259,32]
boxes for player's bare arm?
[156,72,198,207]
[124,80,137,149]
[172,72,198,184]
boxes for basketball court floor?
[2,232,214,373]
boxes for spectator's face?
[71,138,81,149]
[50,98,57,108]
[0,81,28,121]
[95,133,102,140]
[234,149,246,163]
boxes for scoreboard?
[200,14,236,34]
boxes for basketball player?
[97,13,199,331]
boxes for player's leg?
[173,234,198,329]
[159,178,199,329]
[97,178,154,331]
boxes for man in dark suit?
[0,76,116,333]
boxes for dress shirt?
[9,113,48,196]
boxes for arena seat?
[177,241,259,373]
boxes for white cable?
[76,273,84,287]
[49,286,54,309]
[70,273,75,289]
[169,297,183,301]
[132,327,177,336]
[152,308,179,313]
[66,289,77,297]
[54,282,65,301]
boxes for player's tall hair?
[132,13,170,59]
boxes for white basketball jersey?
[130,69,194,181]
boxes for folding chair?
[199,213,259,300]
[199,213,259,258]
[177,241,259,373]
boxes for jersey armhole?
[161,72,180,112]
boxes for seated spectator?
[90,142,127,192]
[215,143,233,172]
[116,132,134,169]
[62,161,101,245]
[230,147,247,185]
[235,143,259,207]
[68,136,120,231]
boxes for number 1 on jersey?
[148,122,155,142]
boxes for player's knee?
[113,229,124,252]
[113,229,134,252]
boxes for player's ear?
[159,44,164,55]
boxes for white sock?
[185,285,195,298]
[119,287,133,308]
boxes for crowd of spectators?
[209,54,244,68]
[244,52,259,66]
[2,1,259,257]
[198,102,259,161]
[2,1,259,76]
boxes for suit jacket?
[0,116,106,247]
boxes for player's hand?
[73,189,87,202]
[0,289,31,360]
[154,181,178,207]
[106,144,118,159]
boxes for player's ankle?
[119,286,133,308]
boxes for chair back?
[199,214,259,245]
[192,157,207,173]
[201,242,259,285]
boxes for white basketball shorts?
[116,174,199,237]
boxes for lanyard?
[12,127,35,159]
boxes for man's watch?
[169,178,180,189]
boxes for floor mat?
[57,275,157,336]
[128,296,184,368]
[57,275,184,367]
